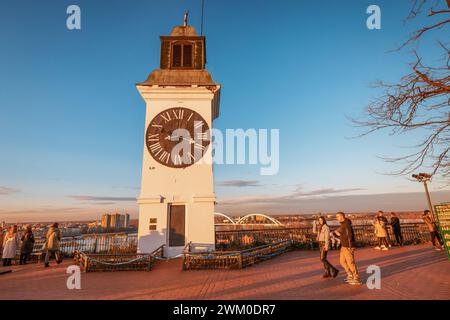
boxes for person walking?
[2,225,19,267]
[316,217,339,279]
[19,226,35,265]
[422,210,445,251]
[44,223,62,267]
[373,215,389,250]
[332,212,361,285]
[390,212,403,246]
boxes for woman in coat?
[20,226,35,265]
[373,216,389,250]
[2,225,19,266]
[316,217,339,278]
[44,223,62,267]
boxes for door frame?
[166,203,187,248]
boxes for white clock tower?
[136,20,220,258]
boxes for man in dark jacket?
[390,212,403,246]
[332,212,361,285]
[20,226,35,265]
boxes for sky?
[1,0,449,222]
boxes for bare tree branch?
[353,1,450,180]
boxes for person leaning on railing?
[377,211,391,247]
[372,215,389,251]
[19,226,35,265]
[331,212,361,285]
[390,212,403,246]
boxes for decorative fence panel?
[74,245,164,272]
[182,240,291,270]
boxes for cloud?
[216,190,450,214]
[217,180,263,187]
[0,186,20,195]
[67,195,136,202]
[219,187,365,205]
[292,187,366,197]
[0,205,139,223]
[0,207,82,216]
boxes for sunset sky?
[1,0,449,222]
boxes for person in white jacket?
[316,217,339,278]
[2,225,19,266]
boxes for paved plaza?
[0,244,449,300]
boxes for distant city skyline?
[1,0,449,222]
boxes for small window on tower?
[183,45,193,67]
[172,45,182,67]
[171,43,194,69]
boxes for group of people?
[1,225,35,266]
[1,222,63,268]
[314,210,446,286]
[316,212,361,285]
[372,211,403,251]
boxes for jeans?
[319,242,337,275]
[393,229,403,245]
[44,250,61,265]
[339,247,359,279]
[19,253,30,264]
[2,258,12,267]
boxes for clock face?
[146,107,211,168]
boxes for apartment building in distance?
[101,213,130,229]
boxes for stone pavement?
[0,244,449,300]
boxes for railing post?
[93,236,98,253]
[84,256,88,272]
[237,253,243,269]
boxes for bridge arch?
[236,213,283,226]
[214,212,236,224]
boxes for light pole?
[412,173,435,221]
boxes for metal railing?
[215,223,430,250]
[20,222,431,261]
[33,232,138,256]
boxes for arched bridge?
[214,212,283,226]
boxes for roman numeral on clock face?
[196,133,208,141]
[194,121,204,129]
[161,112,172,123]
[159,151,170,164]
[172,109,184,120]
[147,134,159,142]
[149,142,162,153]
